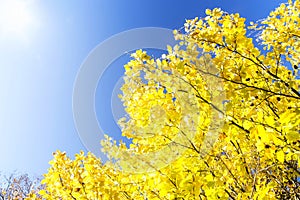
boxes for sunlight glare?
[0,0,36,38]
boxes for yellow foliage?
[37,1,300,199]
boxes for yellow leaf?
[276,150,285,163]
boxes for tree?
[0,172,43,200]
[39,1,299,199]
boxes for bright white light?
[0,0,35,38]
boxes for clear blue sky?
[0,0,286,176]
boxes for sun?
[0,0,36,38]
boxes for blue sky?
[0,0,286,176]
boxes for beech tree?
[38,1,299,199]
